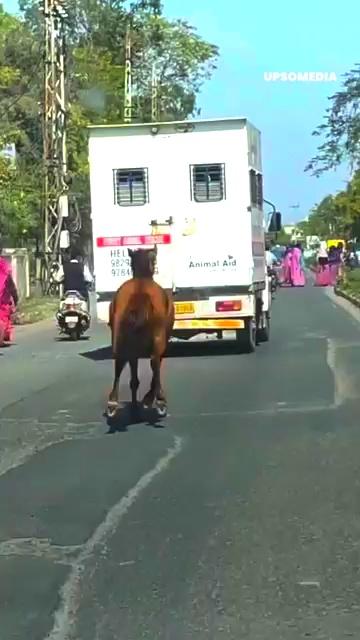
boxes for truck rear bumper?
[95,288,270,325]
[173,293,255,323]
[173,318,245,330]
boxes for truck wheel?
[257,312,270,342]
[235,319,256,353]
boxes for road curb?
[334,286,360,309]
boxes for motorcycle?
[56,290,91,340]
[268,266,279,296]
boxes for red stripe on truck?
[97,234,171,247]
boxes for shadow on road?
[81,340,247,362]
[105,402,165,433]
[55,335,91,343]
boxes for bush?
[339,267,360,297]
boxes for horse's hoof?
[142,396,154,410]
[107,402,119,418]
[156,403,167,418]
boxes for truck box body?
[88,117,267,327]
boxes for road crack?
[0,537,82,564]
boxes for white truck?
[88,117,281,352]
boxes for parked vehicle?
[88,117,281,352]
[56,290,90,340]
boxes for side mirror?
[268,211,282,232]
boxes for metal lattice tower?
[151,63,159,122]
[124,23,132,123]
[41,0,69,276]
[124,3,162,124]
[151,3,161,122]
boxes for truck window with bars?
[191,163,225,202]
[113,168,149,206]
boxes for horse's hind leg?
[143,356,161,411]
[142,364,156,409]
[143,333,167,415]
[129,358,140,414]
[107,357,126,417]
[149,354,168,417]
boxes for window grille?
[113,168,148,206]
[191,163,225,202]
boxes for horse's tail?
[124,292,154,330]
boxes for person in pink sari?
[314,244,330,286]
[328,246,340,285]
[280,246,293,286]
[290,243,306,286]
[0,244,18,346]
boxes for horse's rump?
[111,284,170,357]
[123,291,155,330]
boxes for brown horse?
[107,246,174,419]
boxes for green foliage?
[273,230,291,246]
[0,1,219,245]
[339,268,360,298]
[302,170,360,240]
[305,65,360,177]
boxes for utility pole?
[124,23,132,123]
[151,4,162,122]
[151,63,159,122]
[41,0,69,286]
[123,3,162,125]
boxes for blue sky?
[4,0,357,222]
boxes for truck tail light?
[216,300,242,312]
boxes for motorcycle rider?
[265,241,277,269]
[54,246,93,304]
[265,241,278,289]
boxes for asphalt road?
[2,281,360,639]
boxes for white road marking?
[325,287,360,326]
[44,435,184,640]
[170,404,337,420]
[326,338,358,407]
[298,580,320,587]
[326,338,342,407]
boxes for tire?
[235,318,256,353]
[70,329,78,341]
[257,312,270,342]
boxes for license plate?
[65,316,78,324]
[174,302,195,315]
[174,319,245,329]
